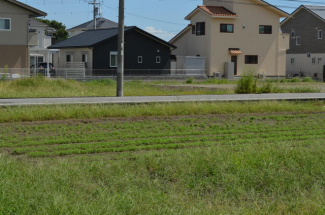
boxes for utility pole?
[116,0,124,97]
[93,0,97,29]
[89,0,97,30]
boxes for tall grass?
[0,77,322,98]
[0,101,324,123]
[2,139,325,214]
[0,77,228,98]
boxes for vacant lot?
[0,78,230,98]
[1,101,325,214]
[0,77,323,98]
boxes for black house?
[49,26,176,76]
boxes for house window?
[318,30,323,39]
[307,53,311,58]
[156,56,161,63]
[291,31,295,38]
[196,22,205,36]
[110,51,118,67]
[296,36,301,45]
[220,24,234,33]
[0,18,10,30]
[192,25,196,34]
[245,55,258,64]
[138,56,143,63]
[291,58,295,65]
[66,54,73,62]
[318,58,323,64]
[259,25,272,34]
[312,58,316,64]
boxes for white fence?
[0,68,207,79]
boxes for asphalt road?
[1,93,325,106]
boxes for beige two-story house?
[0,0,46,69]
[170,0,290,77]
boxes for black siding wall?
[281,9,325,54]
[93,30,171,75]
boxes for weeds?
[302,77,314,82]
[235,72,257,94]
[186,77,194,84]
[2,112,325,213]
[0,101,323,123]
[0,77,227,98]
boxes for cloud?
[144,26,176,41]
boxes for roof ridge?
[198,5,238,17]
[49,26,175,50]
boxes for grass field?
[0,77,231,98]
[0,77,323,98]
[2,101,325,214]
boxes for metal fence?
[0,68,207,79]
[286,70,324,81]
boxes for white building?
[29,19,56,67]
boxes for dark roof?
[5,0,47,17]
[281,5,325,25]
[48,26,176,49]
[304,5,325,20]
[69,18,118,30]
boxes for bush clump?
[235,72,257,94]
[302,77,314,82]
[10,76,46,87]
[235,71,281,94]
[186,77,195,84]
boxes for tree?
[36,19,69,44]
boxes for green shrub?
[291,77,301,82]
[235,72,257,94]
[258,82,274,93]
[10,76,46,87]
[302,77,314,82]
[186,77,194,84]
[280,79,289,83]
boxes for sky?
[23,0,325,41]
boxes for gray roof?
[281,5,325,25]
[48,26,176,49]
[304,5,325,21]
[69,18,118,30]
[29,19,48,27]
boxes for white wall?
[57,48,93,70]
[286,53,325,79]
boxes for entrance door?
[231,56,238,75]
[323,66,325,82]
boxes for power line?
[102,5,185,26]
